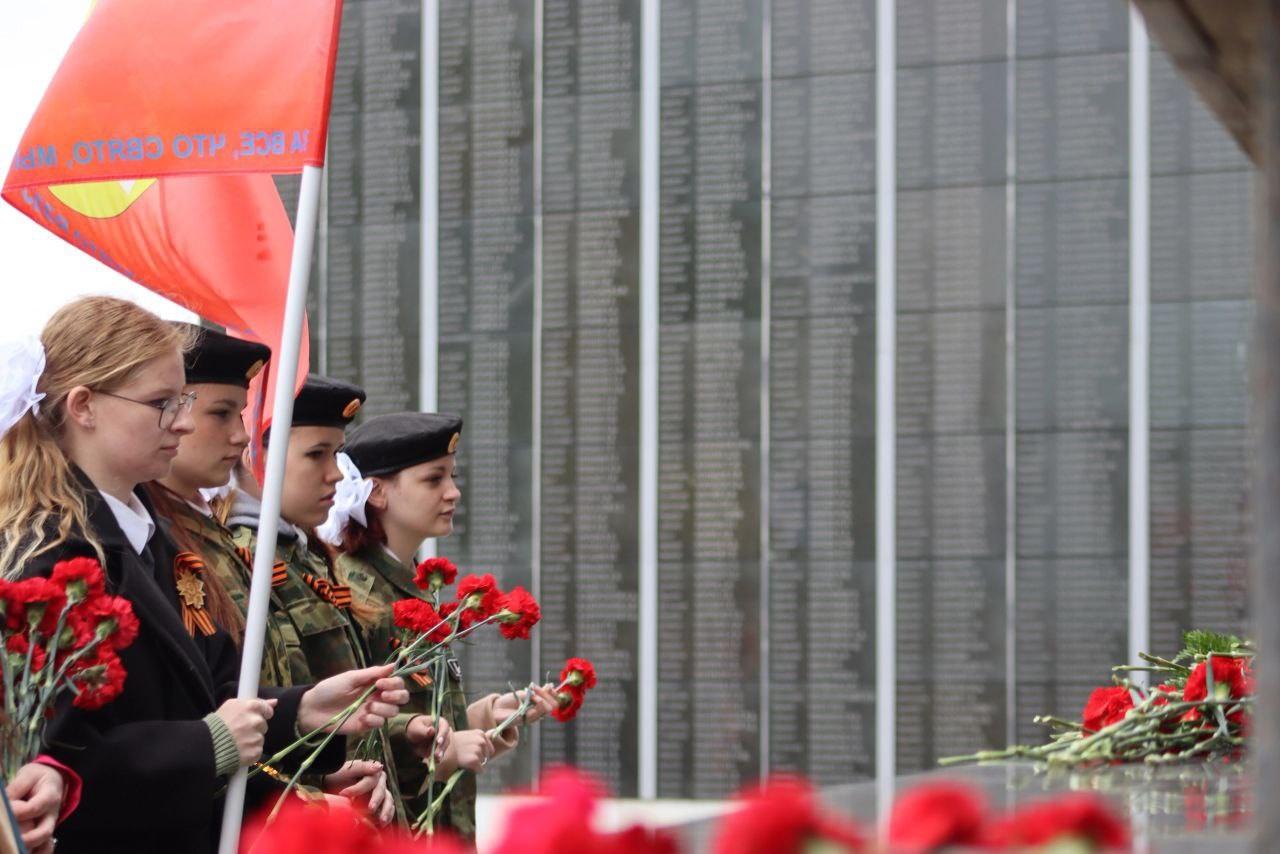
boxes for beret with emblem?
[291,375,367,429]
[343,411,463,478]
[177,323,270,389]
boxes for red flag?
[2,0,344,463]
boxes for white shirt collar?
[187,497,214,518]
[99,489,156,555]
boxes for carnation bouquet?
[248,556,597,835]
[0,557,140,779]
[944,630,1253,768]
[390,559,598,835]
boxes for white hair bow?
[316,451,373,546]
[0,336,47,439]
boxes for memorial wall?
[1012,0,1132,744]
[1147,46,1252,656]
[318,0,1253,796]
[894,0,1008,772]
[537,0,642,793]
[324,0,423,415]
[436,0,539,791]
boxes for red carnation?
[597,826,680,854]
[711,776,864,854]
[887,781,987,850]
[1081,686,1134,733]
[496,586,541,640]
[5,635,47,673]
[71,647,127,710]
[241,798,466,854]
[552,686,586,723]
[455,573,502,627]
[984,793,1129,849]
[59,608,98,652]
[428,619,454,645]
[5,577,67,634]
[414,556,459,592]
[393,599,439,633]
[393,599,454,647]
[1183,656,1253,726]
[51,556,106,604]
[560,657,597,690]
[490,767,674,854]
[1184,657,1252,703]
[489,767,597,852]
[83,595,140,650]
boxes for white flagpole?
[217,162,324,853]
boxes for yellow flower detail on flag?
[48,179,157,219]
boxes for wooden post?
[1255,3,1280,850]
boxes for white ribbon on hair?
[316,451,372,546]
[0,336,47,439]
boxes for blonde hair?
[0,296,192,575]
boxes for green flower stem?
[5,597,85,774]
[250,614,479,787]
[256,605,501,827]
[414,673,555,835]
[1033,716,1085,732]
[487,685,536,740]
[16,621,40,724]
[392,614,502,679]
[0,636,14,778]
[413,767,466,837]
[246,690,373,785]
[266,708,354,823]
[944,695,1252,769]
[375,727,405,819]
[419,652,448,835]
[21,634,109,767]
[1138,652,1189,674]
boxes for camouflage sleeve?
[386,711,422,741]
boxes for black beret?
[178,323,270,389]
[344,411,463,478]
[292,375,367,429]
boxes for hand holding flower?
[299,664,409,734]
[438,729,495,775]
[406,712,451,763]
[492,683,558,727]
[322,759,395,827]
[6,761,64,853]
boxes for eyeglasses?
[96,390,197,430]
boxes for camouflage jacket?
[165,500,296,688]
[337,546,476,839]
[227,523,369,683]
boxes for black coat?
[18,475,343,854]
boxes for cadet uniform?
[166,500,297,687]
[146,326,297,687]
[338,412,516,839]
[225,376,372,686]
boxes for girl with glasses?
[0,297,410,854]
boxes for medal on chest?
[173,552,217,636]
